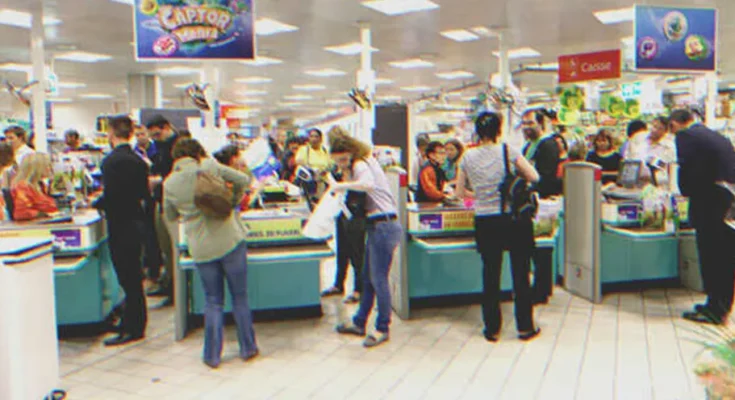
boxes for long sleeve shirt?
[11,181,58,221]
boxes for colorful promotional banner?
[635,6,717,72]
[558,50,621,83]
[134,0,255,61]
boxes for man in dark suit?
[672,109,735,324]
[95,115,151,345]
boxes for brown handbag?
[194,170,234,219]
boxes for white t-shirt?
[14,145,35,165]
[460,143,522,216]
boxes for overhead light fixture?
[326,99,349,105]
[236,76,272,84]
[390,58,434,69]
[57,82,86,89]
[492,47,541,59]
[255,18,298,36]
[283,94,313,101]
[0,9,61,29]
[157,66,200,75]
[240,56,283,66]
[305,68,346,77]
[55,51,112,63]
[436,70,474,80]
[401,85,432,92]
[278,102,304,107]
[470,26,496,37]
[361,0,439,16]
[376,78,393,85]
[531,62,559,70]
[47,97,73,103]
[241,89,267,96]
[293,84,326,91]
[440,29,479,42]
[238,98,264,105]
[0,63,32,73]
[109,0,134,5]
[380,95,402,102]
[79,93,114,99]
[173,83,192,89]
[324,42,379,56]
[593,7,634,25]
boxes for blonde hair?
[327,126,371,160]
[13,153,52,190]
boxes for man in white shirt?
[3,126,35,165]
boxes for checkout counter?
[175,186,334,339]
[405,202,560,309]
[0,210,122,326]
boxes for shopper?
[330,133,402,348]
[163,138,258,368]
[321,127,367,304]
[10,153,58,221]
[416,141,449,203]
[0,143,14,220]
[443,139,464,183]
[646,116,677,164]
[3,126,35,165]
[521,109,561,198]
[94,115,150,346]
[213,144,255,210]
[456,111,541,342]
[295,128,330,172]
[134,125,157,167]
[145,115,179,304]
[621,119,648,160]
[672,109,735,325]
[280,137,303,182]
[586,129,622,184]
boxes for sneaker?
[321,287,344,297]
[518,328,541,341]
[363,332,389,348]
[343,293,360,304]
[335,323,365,337]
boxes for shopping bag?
[302,190,346,239]
[241,138,281,181]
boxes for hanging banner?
[635,5,717,72]
[134,0,255,61]
[558,50,622,83]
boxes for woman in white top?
[327,128,402,348]
[456,112,542,342]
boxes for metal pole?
[497,31,512,139]
[30,1,47,153]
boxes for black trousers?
[142,204,163,280]
[108,218,147,337]
[334,215,367,292]
[532,248,554,302]
[474,215,536,334]
[695,218,735,317]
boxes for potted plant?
[694,323,735,399]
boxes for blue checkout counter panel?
[179,243,332,316]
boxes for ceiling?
[0,0,733,121]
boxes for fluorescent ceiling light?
[326,99,349,105]
[492,47,541,59]
[241,89,267,96]
[57,82,86,89]
[109,0,134,5]
[470,26,496,37]
[305,68,346,77]
[55,51,112,63]
[440,29,479,42]
[0,9,61,29]
[380,95,402,101]
[236,77,272,84]
[293,84,326,91]
[283,94,313,101]
[361,0,439,16]
[157,66,199,75]
[278,102,304,107]
[174,83,193,89]
[401,85,432,92]
[324,42,378,56]
[376,78,393,85]
[0,63,32,73]
[238,98,264,105]
[79,93,114,99]
[436,70,474,80]
[48,97,72,103]
[390,58,434,69]
[594,7,634,25]
[240,56,283,66]
[255,18,298,36]
[526,91,549,98]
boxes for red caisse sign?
[558,49,622,83]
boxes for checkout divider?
[0,210,123,327]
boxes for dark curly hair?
[172,138,207,161]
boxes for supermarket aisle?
[58,273,710,399]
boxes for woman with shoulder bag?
[163,139,258,368]
[455,112,542,342]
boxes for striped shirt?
[460,143,521,216]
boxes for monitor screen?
[618,160,642,187]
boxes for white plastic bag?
[302,190,346,239]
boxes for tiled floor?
[58,267,713,399]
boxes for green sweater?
[163,157,252,263]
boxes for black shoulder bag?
[500,143,538,220]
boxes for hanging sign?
[558,50,621,83]
[134,0,255,61]
[635,6,717,72]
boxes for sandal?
[321,287,343,297]
[363,332,390,348]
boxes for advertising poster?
[51,229,83,249]
[134,0,255,61]
[635,6,717,72]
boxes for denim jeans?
[195,241,257,366]
[353,220,402,333]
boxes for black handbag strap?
[501,143,510,215]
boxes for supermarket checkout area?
[174,185,334,339]
[0,209,122,327]
[404,201,560,309]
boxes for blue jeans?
[353,220,402,333]
[195,242,257,366]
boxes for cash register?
[603,160,645,200]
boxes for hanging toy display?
[348,87,371,110]
[557,86,584,126]
[184,83,210,111]
[4,80,39,108]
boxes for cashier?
[295,129,331,172]
[10,153,58,221]
[625,116,677,164]
[586,129,622,184]
[416,141,449,203]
